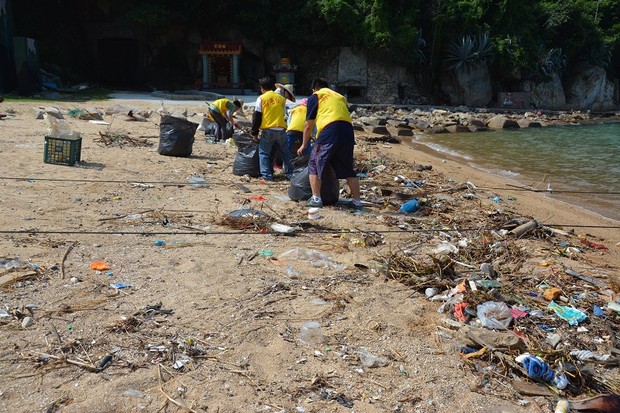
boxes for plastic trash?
[517,355,553,381]
[280,248,345,270]
[425,287,439,298]
[228,209,271,219]
[593,305,606,317]
[547,300,587,326]
[122,389,145,398]
[90,261,110,271]
[110,283,131,289]
[300,321,323,345]
[188,176,207,188]
[477,301,513,330]
[480,262,495,278]
[44,113,80,139]
[286,266,299,278]
[607,301,620,314]
[0,258,28,269]
[269,223,295,234]
[399,199,420,213]
[358,347,388,368]
[569,350,611,361]
[432,242,458,255]
[552,371,569,389]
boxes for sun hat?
[275,83,296,102]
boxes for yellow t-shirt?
[287,105,307,132]
[259,91,286,129]
[314,88,351,136]
[210,98,233,115]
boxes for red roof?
[199,40,242,55]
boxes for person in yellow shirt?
[207,98,242,142]
[286,98,313,157]
[297,78,362,208]
[251,77,294,181]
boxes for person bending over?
[208,98,242,142]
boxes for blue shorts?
[308,142,356,179]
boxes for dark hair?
[258,76,273,90]
[311,77,329,90]
[233,99,242,108]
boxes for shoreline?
[395,139,620,248]
[414,140,620,223]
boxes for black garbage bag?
[158,114,198,157]
[232,132,261,177]
[288,164,340,205]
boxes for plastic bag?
[477,301,513,329]
[232,132,261,177]
[287,165,340,205]
[44,113,79,138]
[280,248,345,270]
[157,114,198,157]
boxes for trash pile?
[346,145,620,407]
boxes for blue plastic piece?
[399,199,420,213]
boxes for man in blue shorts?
[297,78,362,208]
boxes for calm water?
[416,122,620,221]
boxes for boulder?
[445,124,471,133]
[517,119,542,128]
[486,115,519,129]
[365,125,390,135]
[396,128,414,136]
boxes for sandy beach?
[0,98,618,413]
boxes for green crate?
[44,136,82,166]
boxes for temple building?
[199,40,243,93]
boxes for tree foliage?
[10,0,620,87]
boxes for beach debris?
[280,248,345,270]
[89,261,110,271]
[95,131,153,148]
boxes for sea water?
[415,121,620,221]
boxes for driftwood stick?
[157,364,198,412]
[35,352,98,372]
[49,322,62,345]
[60,243,75,279]
[510,220,538,237]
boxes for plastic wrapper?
[477,301,513,329]
[547,300,587,326]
